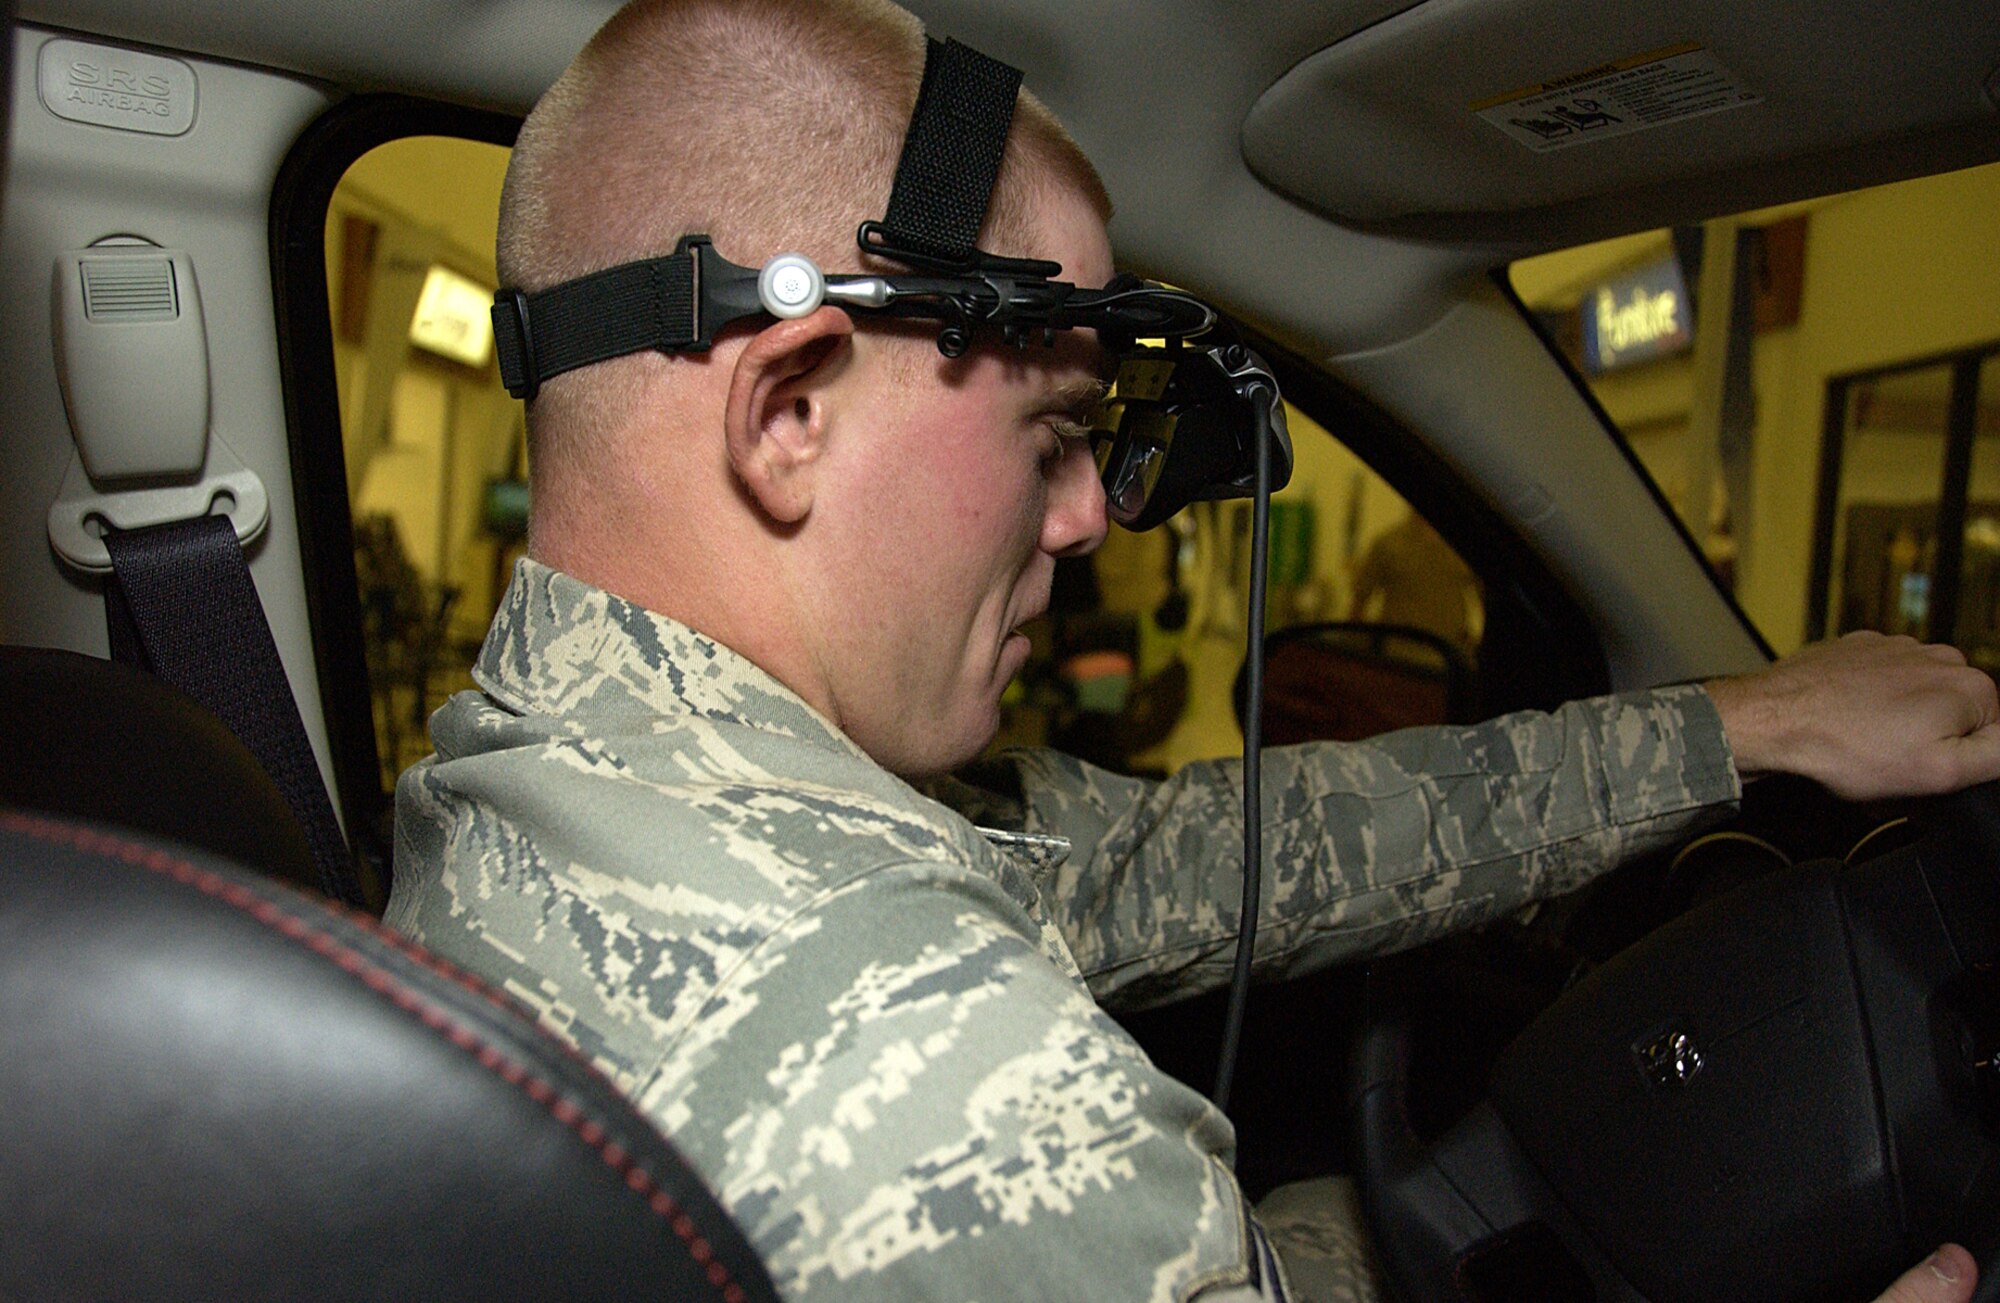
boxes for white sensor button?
[759,254,825,318]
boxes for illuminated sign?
[409,265,495,367]
[1580,256,1692,373]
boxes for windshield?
[1509,159,2000,664]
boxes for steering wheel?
[1351,783,2000,1303]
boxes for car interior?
[4,0,1999,1298]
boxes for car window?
[320,133,1494,795]
[1509,160,2000,661]
[998,411,1483,777]
[325,135,516,791]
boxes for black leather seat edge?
[0,809,780,1303]
[0,645,320,890]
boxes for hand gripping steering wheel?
[1352,783,2000,1303]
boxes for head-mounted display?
[1090,336,1291,531]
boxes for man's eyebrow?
[1047,376,1112,412]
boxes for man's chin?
[1000,628,1033,678]
[875,704,1002,780]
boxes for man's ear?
[724,306,853,524]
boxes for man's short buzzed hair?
[499,0,1110,481]
[500,0,1108,295]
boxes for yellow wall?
[1741,163,2000,651]
[327,136,520,643]
[1130,403,1441,772]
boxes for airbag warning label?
[1472,43,1759,152]
[39,38,197,137]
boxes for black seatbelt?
[104,515,365,908]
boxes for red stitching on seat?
[1,810,753,1303]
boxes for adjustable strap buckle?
[489,237,727,401]
[492,288,538,401]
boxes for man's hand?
[1873,1245,1975,1303]
[1707,644,1988,1303]
[1705,632,2000,800]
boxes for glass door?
[1810,344,2000,664]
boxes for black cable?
[1212,381,1276,1111]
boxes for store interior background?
[1512,162,2000,661]
[324,137,2000,789]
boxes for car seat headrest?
[0,646,320,889]
[0,811,779,1302]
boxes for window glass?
[1807,348,2000,660]
[1509,160,2000,655]
[1961,353,2000,668]
[997,409,1483,776]
[1820,366,1953,641]
[326,136,518,792]
[327,138,1485,793]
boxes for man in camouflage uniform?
[386,1,2000,1299]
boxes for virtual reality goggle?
[491,38,1291,530]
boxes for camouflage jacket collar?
[473,557,873,765]
[970,825,1072,877]
[474,558,1074,874]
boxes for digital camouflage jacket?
[388,559,1740,1301]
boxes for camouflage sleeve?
[395,773,1297,1300]
[390,705,1302,1301]
[635,860,1291,1301]
[998,684,1741,1009]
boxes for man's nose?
[1043,439,1109,557]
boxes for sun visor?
[1242,0,2000,244]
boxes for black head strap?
[867,37,1023,269]
[493,257,693,402]
[489,36,1036,400]
[492,236,765,400]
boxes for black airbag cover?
[1489,853,1988,1303]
